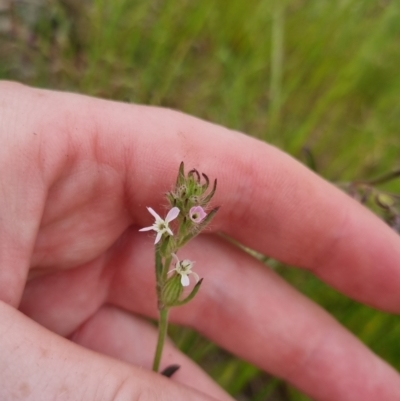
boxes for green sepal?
[162,274,183,307]
[201,206,219,225]
[166,191,176,207]
[176,161,186,188]
[201,173,210,191]
[178,207,220,248]
[188,169,200,182]
[160,235,169,254]
[159,235,173,258]
[170,278,203,307]
[201,179,217,205]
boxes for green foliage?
[1,1,400,399]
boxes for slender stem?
[155,249,163,300]
[162,255,172,283]
[268,0,285,142]
[353,170,400,186]
[152,308,169,372]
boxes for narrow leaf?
[171,279,203,307]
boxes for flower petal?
[165,207,180,223]
[147,207,162,221]
[191,272,200,283]
[155,232,163,244]
[166,227,174,236]
[138,226,154,232]
[171,253,180,264]
[189,206,207,223]
[181,274,190,287]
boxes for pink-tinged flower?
[189,206,207,223]
[139,207,180,244]
[169,253,199,287]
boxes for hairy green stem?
[162,255,172,283]
[152,308,169,372]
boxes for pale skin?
[1,81,400,401]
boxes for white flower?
[139,207,180,244]
[169,253,199,287]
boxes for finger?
[21,257,111,336]
[112,232,400,401]
[123,107,400,312]
[0,82,139,309]
[70,305,233,401]
[19,83,400,311]
[21,230,400,401]
[0,301,226,401]
[0,83,47,306]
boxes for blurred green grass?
[1,0,400,400]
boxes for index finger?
[89,97,400,312]
[25,85,400,311]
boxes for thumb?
[1,302,224,401]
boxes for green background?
[1,1,400,399]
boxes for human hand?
[1,82,400,400]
